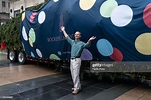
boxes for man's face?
[75,32,81,40]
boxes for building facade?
[10,0,45,17]
[0,0,10,25]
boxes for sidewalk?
[115,86,151,100]
[0,50,7,54]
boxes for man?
[61,26,96,94]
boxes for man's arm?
[61,26,68,37]
[83,36,96,48]
[87,36,96,44]
[61,26,73,45]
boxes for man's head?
[74,31,81,40]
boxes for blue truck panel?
[20,0,151,61]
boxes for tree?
[0,2,45,51]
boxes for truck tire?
[9,50,16,62]
[18,52,26,64]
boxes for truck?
[0,0,151,82]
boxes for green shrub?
[0,1,47,51]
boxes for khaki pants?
[70,58,81,90]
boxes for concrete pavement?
[0,53,151,100]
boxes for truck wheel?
[9,50,16,62]
[18,52,26,64]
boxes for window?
[8,2,10,8]
[14,10,20,17]
[2,1,6,7]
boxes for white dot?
[38,11,46,24]
[22,42,25,51]
[22,26,28,41]
[111,5,133,27]
[53,0,58,2]
[36,49,42,58]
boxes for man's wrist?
[87,40,91,44]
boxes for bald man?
[61,26,96,94]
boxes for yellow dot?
[22,12,25,21]
[29,38,33,47]
[79,0,96,10]
[135,33,151,55]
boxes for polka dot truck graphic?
[20,0,151,61]
[79,0,96,10]
[38,11,46,24]
[111,5,133,27]
[30,12,37,22]
[100,0,118,18]
[135,33,151,55]
[143,3,151,28]
[97,39,113,56]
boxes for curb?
[0,52,7,54]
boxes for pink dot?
[32,12,37,16]
[143,3,151,28]
[30,12,37,23]
[30,15,34,20]
[30,19,34,22]
[110,48,123,62]
[30,15,35,22]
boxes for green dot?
[49,54,60,60]
[29,28,36,43]
[100,0,118,18]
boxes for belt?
[71,56,80,60]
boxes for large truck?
[1,0,151,81]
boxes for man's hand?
[87,36,96,45]
[89,36,96,41]
[61,26,65,32]
[61,26,68,37]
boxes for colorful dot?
[36,49,42,58]
[38,11,46,24]
[22,12,25,21]
[22,42,25,51]
[49,54,60,60]
[110,48,123,62]
[30,12,37,22]
[31,52,35,57]
[22,26,28,41]
[29,28,36,43]
[30,16,34,22]
[143,3,151,28]
[100,0,118,18]
[79,0,96,10]
[111,5,133,27]
[96,39,113,56]
[32,12,37,16]
[80,49,93,60]
[29,38,33,47]
[53,0,59,2]
[135,33,151,55]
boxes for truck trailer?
[1,0,151,81]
